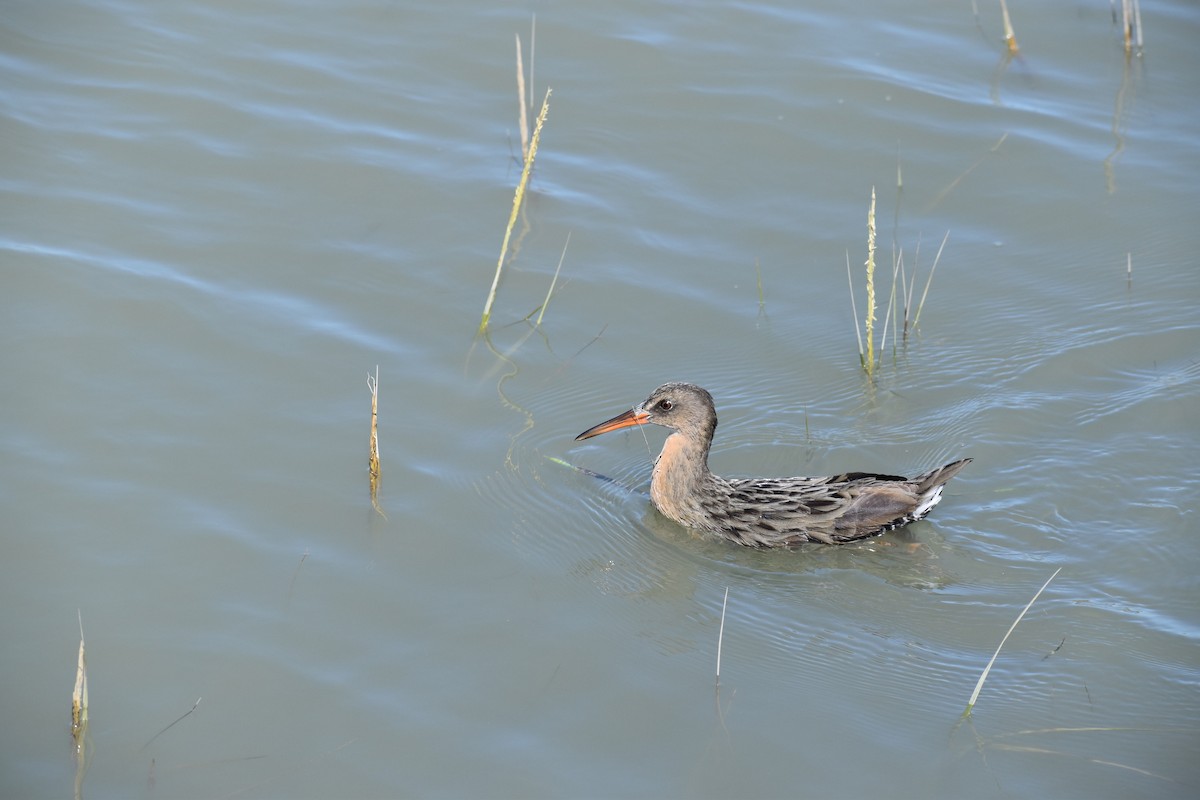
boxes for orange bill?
[575,408,650,441]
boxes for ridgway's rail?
[576,382,971,547]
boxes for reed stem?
[999,0,1019,53]
[367,366,385,519]
[864,187,877,375]
[480,87,552,334]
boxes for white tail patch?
[913,485,945,520]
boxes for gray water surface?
[3,1,1198,798]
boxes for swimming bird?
[575,382,971,547]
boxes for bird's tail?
[911,458,973,519]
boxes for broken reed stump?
[367,366,385,519]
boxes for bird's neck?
[650,430,715,526]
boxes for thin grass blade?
[535,230,570,328]
[716,587,729,684]
[846,252,864,367]
[965,567,1062,715]
[912,230,949,330]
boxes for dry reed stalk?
[514,34,529,159]
[1132,0,1143,52]
[71,611,88,800]
[514,16,538,157]
[998,0,1019,54]
[71,611,88,745]
[965,567,1062,716]
[864,187,877,375]
[528,15,537,112]
[367,366,385,519]
[479,87,552,335]
[716,587,729,685]
[1120,0,1144,54]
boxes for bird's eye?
[657,399,673,411]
